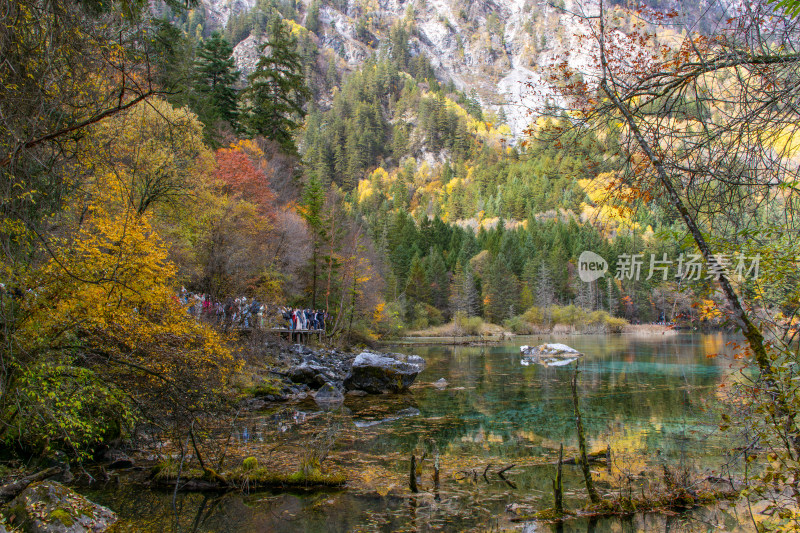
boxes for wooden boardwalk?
[269,327,326,343]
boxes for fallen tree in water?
[511,485,740,523]
[0,466,63,502]
[151,461,346,491]
[511,461,741,523]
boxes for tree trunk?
[572,366,600,504]
[553,443,564,515]
[409,454,418,493]
[0,467,62,502]
[594,3,769,373]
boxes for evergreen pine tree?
[606,276,619,316]
[484,253,519,323]
[306,0,321,34]
[193,31,240,131]
[405,255,430,306]
[241,16,311,154]
[463,266,479,317]
[536,261,555,308]
[301,176,326,307]
[449,262,466,314]
[520,282,534,312]
[425,248,449,311]
[149,20,195,110]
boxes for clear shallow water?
[83,333,756,532]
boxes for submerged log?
[497,464,515,477]
[562,449,610,465]
[153,468,346,491]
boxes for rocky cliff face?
[202,0,258,29]
[199,0,719,139]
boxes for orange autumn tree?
[215,142,277,218]
[191,144,283,300]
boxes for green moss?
[154,464,346,489]
[49,508,75,527]
[246,467,346,487]
[583,488,739,518]
[240,379,282,397]
[511,508,574,523]
[242,457,258,471]
[532,508,567,520]
[200,468,221,481]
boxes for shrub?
[411,303,444,330]
[522,306,547,325]
[372,300,405,338]
[505,315,536,334]
[243,457,258,471]
[454,311,483,335]
[517,305,628,332]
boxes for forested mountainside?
[133,0,751,335]
[184,0,727,133]
[142,0,736,334]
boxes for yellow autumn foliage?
[9,182,239,453]
[579,172,640,235]
[88,97,213,216]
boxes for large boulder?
[287,362,334,388]
[7,481,116,532]
[343,352,425,393]
[520,343,583,367]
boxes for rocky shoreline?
[243,344,426,409]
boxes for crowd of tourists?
[177,288,328,331]
[278,307,328,331]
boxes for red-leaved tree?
[214,146,277,219]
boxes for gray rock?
[343,351,425,393]
[246,398,267,410]
[290,344,314,355]
[99,449,133,470]
[433,378,448,389]
[520,343,583,367]
[405,354,427,369]
[314,382,344,404]
[8,481,117,532]
[287,363,330,388]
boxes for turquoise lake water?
[83,333,756,532]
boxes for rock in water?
[343,352,425,393]
[314,382,344,404]
[8,481,117,532]
[433,378,448,389]
[520,343,583,367]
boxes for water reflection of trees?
[384,335,731,461]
